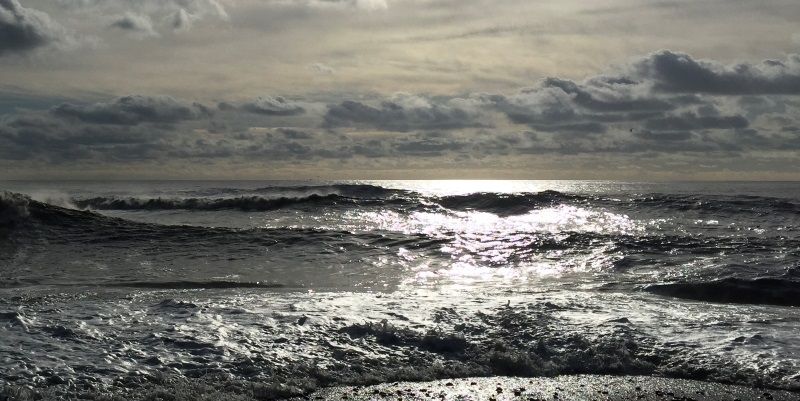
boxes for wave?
[436,190,587,216]
[73,191,578,215]
[630,194,800,215]
[432,191,799,216]
[4,191,798,253]
[107,281,287,290]
[4,191,799,271]
[1,191,445,251]
[21,184,797,217]
[645,277,800,306]
[185,183,404,198]
[437,191,800,216]
[1,191,32,230]
[71,194,407,212]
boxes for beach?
[303,375,799,401]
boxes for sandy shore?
[298,375,799,401]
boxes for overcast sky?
[1,0,800,179]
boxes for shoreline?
[298,375,799,401]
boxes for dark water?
[1,180,799,398]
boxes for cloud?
[109,13,158,37]
[353,0,388,11]
[309,62,335,75]
[475,50,797,152]
[0,0,67,56]
[643,112,749,131]
[625,50,800,95]
[0,113,171,163]
[51,95,211,125]
[3,50,800,175]
[391,132,467,156]
[323,94,486,132]
[172,8,192,32]
[219,96,306,116]
[276,128,314,139]
[303,0,388,10]
[61,0,228,36]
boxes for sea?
[1,180,799,398]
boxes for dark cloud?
[489,79,668,137]
[0,113,168,163]
[277,128,313,139]
[628,50,800,95]
[633,130,694,142]
[220,96,306,116]
[479,51,800,154]
[644,113,749,131]
[391,132,467,156]
[51,95,211,125]
[541,77,673,112]
[323,98,485,132]
[0,0,65,56]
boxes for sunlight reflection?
[360,180,611,196]
[361,204,644,288]
[348,204,641,237]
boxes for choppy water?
[1,180,799,398]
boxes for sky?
[1,0,800,180]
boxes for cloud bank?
[1,51,799,177]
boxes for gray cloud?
[172,8,192,32]
[58,0,227,37]
[303,0,388,11]
[51,95,211,125]
[309,62,334,75]
[0,114,169,163]
[220,96,306,116]
[0,0,66,56]
[241,96,305,116]
[277,128,314,140]
[323,96,486,132]
[627,50,800,95]
[644,113,748,131]
[476,51,800,153]
[109,13,158,37]
[391,132,467,156]
[2,50,800,171]
[633,130,694,142]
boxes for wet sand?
[299,375,799,401]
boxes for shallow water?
[1,180,799,398]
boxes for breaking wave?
[72,194,408,212]
[0,191,447,251]
[3,191,799,259]
[436,190,587,216]
[185,183,403,198]
[6,184,795,218]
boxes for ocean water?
[1,180,799,398]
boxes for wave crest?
[436,190,585,215]
[73,194,365,212]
